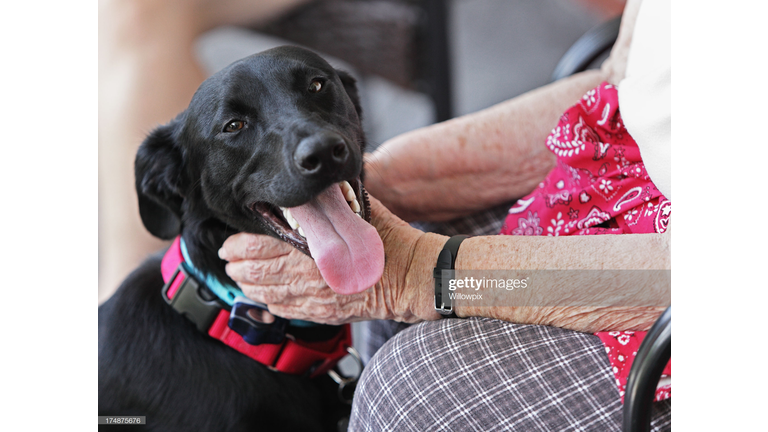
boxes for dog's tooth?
[345,188,356,203]
[350,199,361,214]
[288,215,300,230]
[339,181,357,203]
[282,208,300,230]
[281,207,299,229]
[340,181,353,200]
[298,227,306,238]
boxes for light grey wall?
[197,0,604,149]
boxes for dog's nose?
[293,131,350,177]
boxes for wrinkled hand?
[219,195,441,325]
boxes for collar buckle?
[229,297,289,345]
[161,264,223,333]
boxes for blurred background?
[198,0,619,150]
[99,0,624,302]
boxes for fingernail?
[218,248,227,260]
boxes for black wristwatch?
[433,235,468,318]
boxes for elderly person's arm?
[364,0,642,223]
[389,209,670,333]
[220,195,669,333]
[365,71,604,222]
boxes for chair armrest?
[550,15,621,82]
[622,306,672,432]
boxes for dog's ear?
[337,70,363,120]
[134,120,185,240]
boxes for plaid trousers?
[349,205,671,431]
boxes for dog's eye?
[308,79,324,93]
[223,120,245,133]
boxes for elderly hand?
[219,195,444,325]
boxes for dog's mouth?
[251,179,369,254]
[250,178,383,295]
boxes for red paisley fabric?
[499,82,671,402]
[596,331,671,402]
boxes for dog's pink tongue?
[289,185,384,294]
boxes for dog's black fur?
[99,46,368,431]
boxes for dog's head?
[135,46,384,294]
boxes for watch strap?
[434,235,468,318]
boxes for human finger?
[238,283,292,305]
[218,232,292,261]
[225,255,298,286]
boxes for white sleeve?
[618,0,671,199]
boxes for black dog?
[99,46,380,431]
